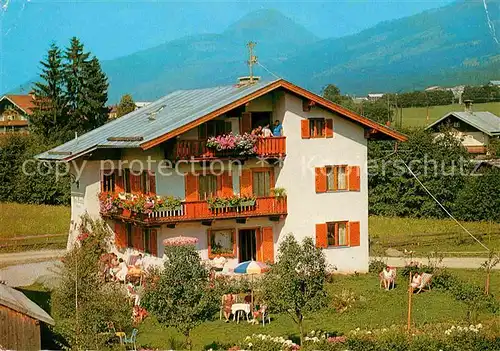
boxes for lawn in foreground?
[0,202,70,251]
[136,270,500,350]
[400,102,500,128]
[369,216,500,256]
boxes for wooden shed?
[0,283,55,350]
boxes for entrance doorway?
[251,112,272,129]
[238,229,257,262]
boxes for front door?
[238,229,256,262]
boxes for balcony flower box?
[207,195,256,210]
[122,208,132,218]
[206,132,257,156]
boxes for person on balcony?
[262,124,273,137]
[251,126,262,136]
[272,119,283,136]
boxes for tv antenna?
[247,41,258,83]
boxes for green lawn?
[369,216,500,256]
[134,270,500,350]
[400,102,500,127]
[0,202,70,252]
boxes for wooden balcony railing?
[174,137,286,160]
[105,197,287,224]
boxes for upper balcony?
[100,195,287,226]
[171,136,286,160]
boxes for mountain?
[278,0,500,94]
[10,2,500,102]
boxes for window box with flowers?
[206,132,258,156]
[207,195,256,210]
[99,192,182,217]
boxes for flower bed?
[206,133,258,156]
[99,192,182,216]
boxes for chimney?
[464,100,473,113]
[237,76,261,86]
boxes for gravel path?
[0,260,62,287]
[377,256,499,270]
[0,249,66,266]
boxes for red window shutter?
[132,226,144,251]
[315,167,327,193]
[301,119,310,139]
[150,229,158,256]
[349,221,360,246]
[241,112,252,134]
[240,169,253,196]
[148,170,156,195]
[114,222,127,249]
[325,119,334,138]
[184,173,199,201]
[130,173,141,194]
[262,227,274,263]
[315,223,328,248]
[348,166,361,191]
[222,171,233,197]
[115,171,124,193]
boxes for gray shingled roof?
[426,111,500,136]
[0,284,55,325]
[36,80,279,161]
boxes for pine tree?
[116,94,136,118]
[64,37,108,137]
[31,43,67,143]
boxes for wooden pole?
[407,272,413,332]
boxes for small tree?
[481,251,500,295]
[141,244,218,350]
[116,94,136,118]
[51,214,131,350]
[261,234,327,345]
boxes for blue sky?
[0,0,455,92]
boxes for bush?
[331,289,358,313]
[369,258,387,273]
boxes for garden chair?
[415,273,432,294]
[258,305,271,326]
[378,267,396,290]
[123,328,138,351]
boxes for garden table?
[231,303,251,323]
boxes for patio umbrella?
[234,260,269,310]
[162,235,199,247]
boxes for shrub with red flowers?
[206,132,257,155]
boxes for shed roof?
[37,79,406,161]
[0,284,55,325]
[426,111,500,136]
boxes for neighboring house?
[0,283,55,350]
[0,94,35,133]
[425,101,500,154]
[367,93,384,101]
[488,80,500,87]
[108,102,151,119]
[37,78,406,273]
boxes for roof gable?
[426,111,500,136]
[0,284,55,325]
[37,79,406,161]
[1,95,35,115]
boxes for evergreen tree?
[116,94,136,118]
[31,43,67,143]
[64,37,108,138]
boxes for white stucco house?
[37,78,406,273]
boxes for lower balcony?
[102,196,287,225]
[172,137,286,160]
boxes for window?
[140,171,151,193]
[453,121,460,128]
[102,171,116,192]
[199,174,218,200]
[326,165,348,191]
[123,169,131,193]
[309,118,325,138]
[252,170,272,197]
[199,120,232,139]
[208,229,236,258]
[327,222,348,247]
